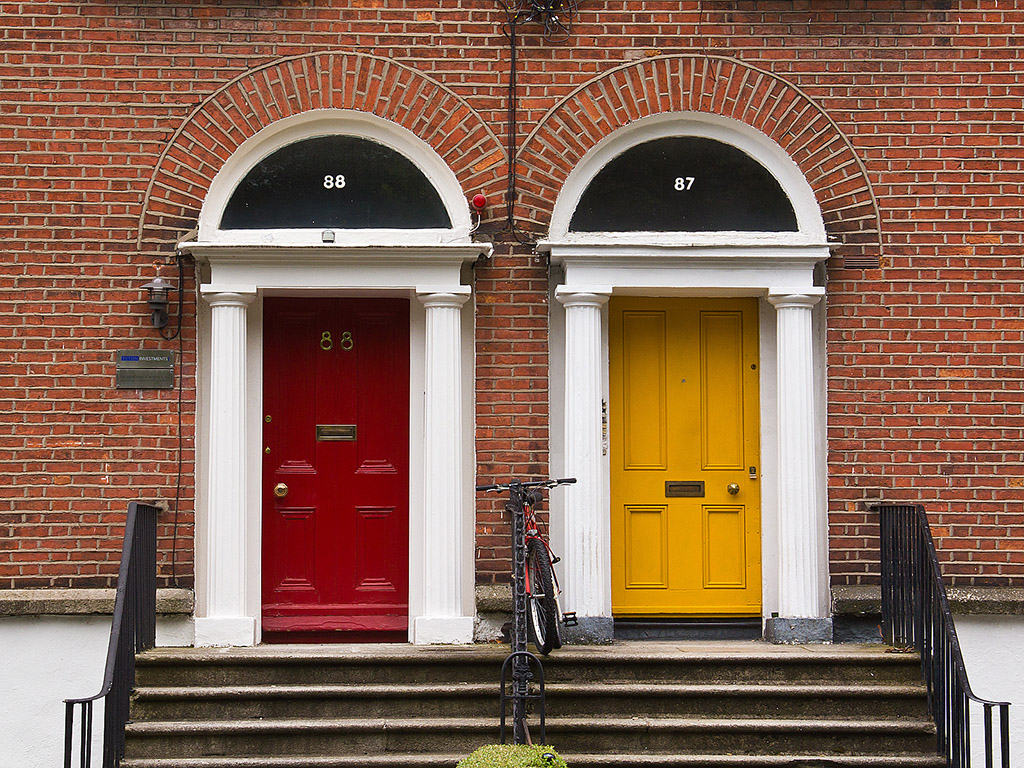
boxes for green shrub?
[456,744,568,768]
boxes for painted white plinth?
[198,289,256,647]
[413,616,475,645]
[768,288,827,620]
[414,289,473,644]
[556,288,612,624]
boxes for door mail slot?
[316,424,357,441]
[665,481,704,498]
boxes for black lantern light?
[142,275,175,329]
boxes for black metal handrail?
[64,502,159,768]
[878,503,1011,768]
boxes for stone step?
[547,682,928,719]
[121,756,946,768]
[122,716,938,759]
[134,647,505,688]
[131,681,929,721]
[134,644,923,688]
[552,755,946,768]
[124,643,941,766]
[130,683,498,720]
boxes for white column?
[195,288,256,647]
[556,288,613,641]
[767,288,830,642]
[413,288,474,644]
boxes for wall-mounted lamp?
[142,276,175,329]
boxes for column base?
[765,616,833,644]
[563,616,615,644]
[412,615,474,645]
[194,616,257,647]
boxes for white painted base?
[412,615,474,645]
[194,616,256,647]
[1,614,196,768]
[157,615,196,647]
[955,615,1024,766]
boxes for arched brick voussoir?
[137,51,504,255]
[518,54,883,260]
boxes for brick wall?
[1,1,1022,590]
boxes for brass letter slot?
[665,481,705,498]
[316,424,357,441]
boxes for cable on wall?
[498,0,581,244]
[161,251,187,587]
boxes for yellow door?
[610,297,761,617]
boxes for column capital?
[200,286,257,308]
[416,286,471,309]
[767,287,825,310]
[555,286,612,308]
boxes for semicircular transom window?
[569,136,798,233]
[220,135,452,229]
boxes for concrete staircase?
[120,641,944,768]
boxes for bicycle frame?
[477,476,575,744]
[523,495,565,630]
[476,476,577,633]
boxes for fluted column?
[767,288,830,643]
[196,289,256,647]
[414,288,473,644]
[556,288,613,641]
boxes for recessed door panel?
[262,297,409,638]
[356,313,403,474]
[355,506,399,591]
[624,506,669,589]
[610,297,761,617]
[703,505,746,589]
[275,506,317,593]
[701,312,746,470]
[622,311,668,471]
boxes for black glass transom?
[220,135,452,229]
[569,136,798,233]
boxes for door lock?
[273,483,289,499]
[727,483,740,495]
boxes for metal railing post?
[62,501,160,768]
[876,504,1011,768]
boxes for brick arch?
[519,54,883,263]
[137,51,504,255]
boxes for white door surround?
[183,110,488,646]
[541,113,833,643]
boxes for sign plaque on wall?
[115,350,175,389]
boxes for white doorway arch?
[542,112,832,643]
[182,109,488,646]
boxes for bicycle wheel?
[526,538,560,655]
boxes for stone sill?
[833,585,1024,617]
[475,584,512,614]
[0,588,194,617]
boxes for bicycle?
[476,477,577,655]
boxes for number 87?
[674,177,695,191]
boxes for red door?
[262,297,409,641]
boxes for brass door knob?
[273,483,289,499]
[727,483,740,495]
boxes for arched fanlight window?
[220,135,452,230]
[569,136,798,233]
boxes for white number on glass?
[323,174,347,189]
[674,176,695,191]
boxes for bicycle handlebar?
[476,477,577,492]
